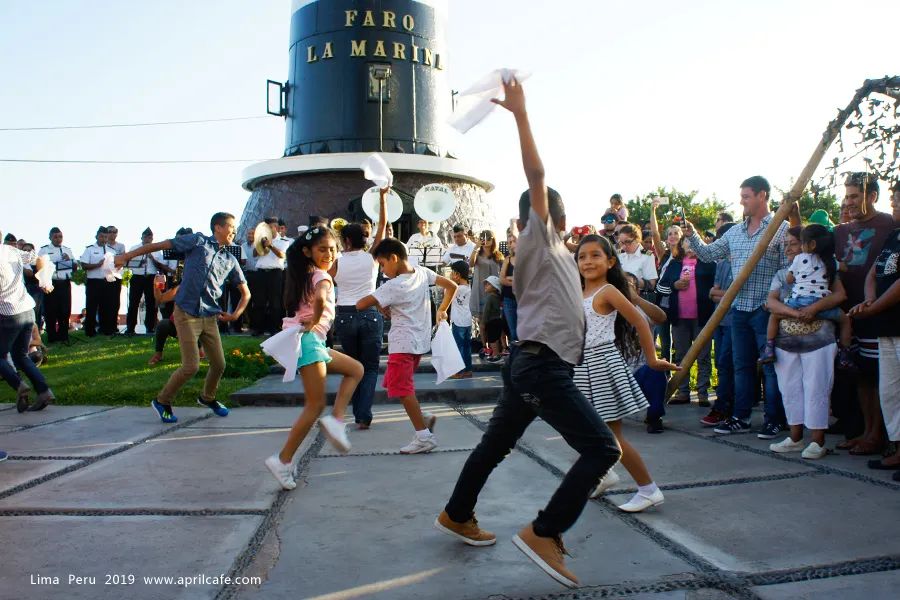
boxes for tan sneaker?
[434,511,496,546]
[512,524,579,588]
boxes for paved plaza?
[1,399,899,600]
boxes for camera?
[572,225,591,236]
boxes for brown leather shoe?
[667,393,690,405]
[512,524,579,588]
[434,511,496,546]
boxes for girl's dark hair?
[575,234,641,362]
[284,226,334,314]
[341,223,366,251]
[800,224,836,286]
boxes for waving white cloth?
[100,252,121,283]
[448,69,531,134]
[34,261,55,293]
[431,322,466,384]
[260,326,303,383]
[361,154,393,189]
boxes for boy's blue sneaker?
[197,397,229,417]
[151,399,178,424]
[0,449,8,462]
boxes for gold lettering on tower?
[435,53,444,70]
[350,40,367,57]
[423,47,433,66]
[373,40,387,57]
[344,10,358,27]
[410,43,419,62]
[383,11,397,29]
[402,15,415,31]
[393,42,406,60]
[362,11,376,27]
[322,42,333,59]
[307,45,318,63]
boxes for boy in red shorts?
[356,238,457,453]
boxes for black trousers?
[99,280,120,335]
[45,280,72,342]
[218,281,241,333]
[84,279,102,336]
[244,271,261,332]
[126,274,158,334]
[253,269,284,334]
[445,345,621,537]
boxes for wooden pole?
[666,77,899,398]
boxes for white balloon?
[414,183,456,222]
[362,187,404,223]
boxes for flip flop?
[849,442,882,456]
[836,439,859,450]
[867,459,900,470]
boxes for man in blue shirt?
[117,212,250,423]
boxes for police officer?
[252,217,290,335]
[238,227,259,333]
[126,228,170,335]
[39,227,76,343]
[104,225,126,333]
[79,226,110,337]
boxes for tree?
[626,187,729,234]
[773,184,841,224]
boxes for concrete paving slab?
[752,570,900,599]
[606,474,900,574]
[0,514,262,600]
[0,406,209,458]
[0,459,81,494]
[231,372,504,407]
[317,403,484,456]
[0,405,116,431]
[0,403,13,411]
[0,425,312,511]
[243,451,696,600]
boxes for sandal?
[867,459,900,470]
[849,441,883,456]
[836,439,860,450]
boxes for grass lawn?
[0,331,269,406]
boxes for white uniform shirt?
[39,244,75,281]
[618,248,658,283]
[80,244,110,280]
[407,233,444,267]
[371,266,438,354]
[442,241,476,266]
[125,243,165,276]
[255,237,291,270]
[240,241,258,272]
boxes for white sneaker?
[617,489,665,513]
[400,434,437,454]
[801,442,827,459]
[319,415,351,454]
[424,412,437,433]
[265,454,297,490]
[769,437,805,453]
[589,468,620,498]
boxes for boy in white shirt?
[356,238,458,453]
[448,261,473,378]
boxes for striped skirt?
[574,341,648,421]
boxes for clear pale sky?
[2,0,898,259]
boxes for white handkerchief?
[448,69,531,134]
[361,154,393,189]
[35,262,54,293]
[260,326,303,383]
[100,253,121,283]
[430,322,466,384]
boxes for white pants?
[773,344,836,431]
[878,337,900,441]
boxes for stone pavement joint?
[743,554,900,587]
[0,413,212,501]
[449,402,726,577]
[499,574,760,600]
[665,422,900,491]
[0,507,269,517]
[314,446,477,458]
[6,405,120,433]
[610,470,819,497]
[215,432,326,600]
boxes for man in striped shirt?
[685,176,796,439]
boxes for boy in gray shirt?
[433,77,621,589]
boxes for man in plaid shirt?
[685,176,795,439]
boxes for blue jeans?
[634,364,666,421]
[334,307,383,425]
[0,310,49,394]
[730,307,784,425]
[501,297,518,342]
[713,324,734,414]
[452,324,473,372]
[445,345,620,537]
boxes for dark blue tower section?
[285,0,448,157]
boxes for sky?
[2,0,899,261]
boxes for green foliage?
[772,185,841,224]
[224,348,275,380]
[626,187,730,234]
[0,332,267,406]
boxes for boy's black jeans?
[445,344,621,538]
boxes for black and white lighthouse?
[239,0,492,241]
